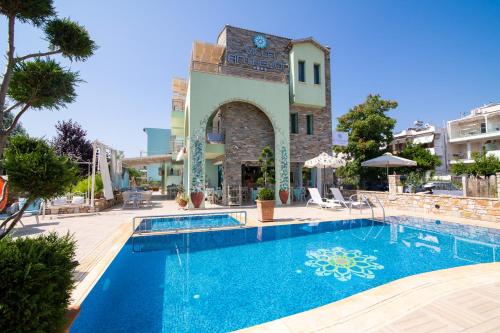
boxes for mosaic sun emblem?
[305,247,384,282]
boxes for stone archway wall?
[218,102,275,188]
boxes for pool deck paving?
[11,199,500,333]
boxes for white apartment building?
[447,103,500,164]
[391,121,448,174]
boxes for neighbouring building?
[391,121,448,175]
[172,25,333,205]
[447,103,500,165]
[143,127,171,181]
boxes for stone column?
[388,175,403,194]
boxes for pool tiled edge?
[72,222,132,306]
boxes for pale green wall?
[185,70,291,205]
[289,43,326,107]
[205,161,219,188]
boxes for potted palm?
[256,146,276,222]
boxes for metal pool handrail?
[354,194,386,223]
[132,210,247,235]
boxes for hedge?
[0,233,77,332]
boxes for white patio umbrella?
[305,152,347,194]
[361,152,417,175]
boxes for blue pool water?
[136,214,241,232]
[72,217,500,333]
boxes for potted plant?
[150,181,160,192]
[175,191,189,208]
[256,188,275,222]
[279,184,289,205]
[175,184,189,208]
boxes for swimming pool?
[135,213,242,233]
[72,216,500,333]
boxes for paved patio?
[11,198,500,333]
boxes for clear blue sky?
[2,0,499,156]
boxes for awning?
[122,154,172,168]
[412,134,434,145]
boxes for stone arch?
[187,88,291,205]
[205,100,277,204]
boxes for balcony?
[207,132,225,144]
[449,122,500,142]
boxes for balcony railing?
[207,132,225,144]
[450,124,500,140]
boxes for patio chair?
[206,188,216,204]
[0,202,22,230]
[139,191,153,208]
[306,188,342,209]
[122,191,137,208]
[330,188,369,212]
[19,198,43,224]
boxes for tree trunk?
[0,16,16,130]
[0,133,7,174]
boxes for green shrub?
[257,188,274,201]
[0,233,77,332]
[72,174,102,194]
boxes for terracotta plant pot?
[256,200,275,222]
[178,199,188,208]
[190,192,204,208]
[279,190,289,204]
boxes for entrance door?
[241,165,260,188]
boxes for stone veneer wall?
[219,26,290,82]
[353,190,500,223]
[219,101,274,188]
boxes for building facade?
[391,122,448,175]
[143,128,171,182]
[447,103,500,165]
[171,26,333,204]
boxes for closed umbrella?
[305,152,347,195]
[361,152,417,175]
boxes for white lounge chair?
[306,188,342,209]
[330,188,369,212]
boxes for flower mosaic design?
[189,115,210,193]
[305,247,383,282]
[279,143,289,191]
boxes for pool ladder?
[359,194,386,223]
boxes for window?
[290,113,299,134]
[298,60,305,82]
[306,114,314,135]
[314,64,321,84]
[481,122,486,133]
